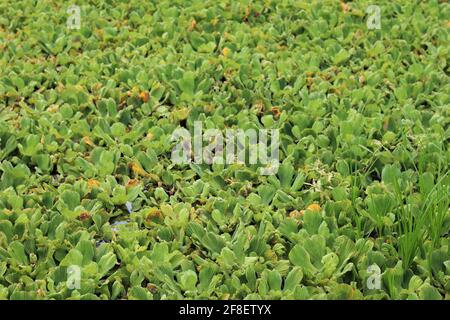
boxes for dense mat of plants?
[0,0,449,300]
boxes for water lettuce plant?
[0,0,449,300]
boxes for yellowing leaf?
[289,210,304,218]
[306,204,321,212]
[87,179,100,189]
[340,2,349,13]
[222,47,230,57]
[82,136,95,147]
[126,179,140,188]
[139,91,149,102]
[130,162,148,176]
[188,19,196,31]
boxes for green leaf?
[278,161,294,188]
[75,240,95,265]
[177,270,198,292]
[284,267,303,292]
[60,190,80,211]
[289,244,316,276]
[98,252,117,278]
[267,269,282,291]
[418,284,442,300]
[177,71,195,99]
[333,49,351,65]
[9,241,29,265]
[128,287,153,300]
[60,249,83,267]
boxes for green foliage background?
[0,0,449,299]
